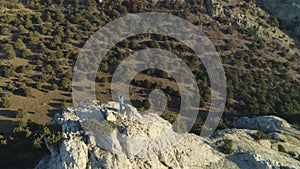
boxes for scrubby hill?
[0,0,299,168]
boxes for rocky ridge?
[210,0,296,49]
[257,0,300,42]
[35,101,300,169]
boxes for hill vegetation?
[0,0,299,168]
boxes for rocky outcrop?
[212,128,300,169]
[257,0,300,43]
[234,115,291,133]
[257,0,300,25]
[210,0,296,49]
[35,101,300,169]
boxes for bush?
[61,100,68,109]
[220,139,234,154]
[288,151,296,157]
[278,144,287,153]
[24,87,32,97]
[141,99,151,111]
[16,109,27,118]
[7,50,16,59]
[0,139,7,145]
[297,155,300,161]
[52,84,58,90]
[81,119,115,136]
[33,138,42,149]
[1,27,10,35]
[252,131,270,140]
[161,112,187,133]
[2,97,11,108]
[43,125,63,145]
[161,112,177,123]
[36,82,42,90]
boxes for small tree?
[24,87,32,97]
[19,82,27,90]
[253,131,270,140]
[16,109,27,118]
[7,82,15,92]
[36,82,42,90]
[24,15,33,29]
[278,144,287,153]
[0,139,7,145]
[61,78,71,90]
[1,27,10,35]
[61,100,68,109]
[2,97,11,108]
[7,50,16,59]
[14,38,25,49]
[220,139,234,154]
[142,99,151,110]
[273,17,280,27]
[52,84,58,90]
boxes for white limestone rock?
[234,116,291,133]
[35,101,300,169]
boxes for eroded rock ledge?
[35,101,300,169]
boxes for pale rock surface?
[234,115,291,133]
[35,101,300,169]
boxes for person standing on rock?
[118,95,125,114]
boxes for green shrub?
[46,132,63,145]
[288,151,296,157]
[0,139,7,145]
[141,99,151,111]
[24,87,32,97]
[2,97,11,108]
[280,166,290,169]
[81,119,115,136]
[296,155,300,161]
[278,144,287,153]
[61,100,68,109]
[161,112,177,123]
[160,112,187,133]
[33,138,43,149]
[16,109,27,118]
[52,84,58,90]
[253,131,270,140]
[173,117,187,133]
[217,122,228,130]
[43,125,63,145]
[220,139,234,154]
[36,82,42,90]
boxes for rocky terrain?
[35,101,300,169]
[257,0,300,43]
[211,0,297,49]
[0,0,299,168]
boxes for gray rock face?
[258,0,300,25]
[258,0,300,42]
[35,101,300,169]
[234,116,291,133]
[211,0,296,49]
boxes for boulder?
[35,101,300,169]
[234,116,291,133]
